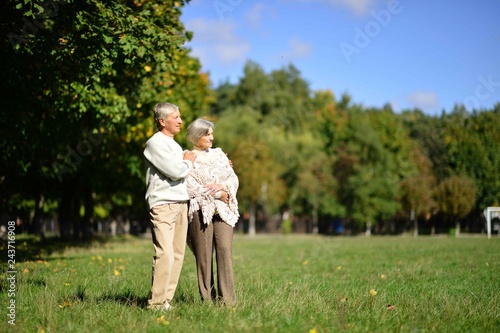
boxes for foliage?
[435,175,476,221]
[2,2,499,236]
[0,0,210,238]
[443,105,500,210]
[215,106,287,213]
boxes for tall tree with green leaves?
[434,175,476,236]
[0,0,209,239]
[400,109,450,182]
[444,105,500,213]
[215,107,287,235]
[326,103,416,234]
[213,61,320,233]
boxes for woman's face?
[195,127,213,150]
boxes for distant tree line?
[1,1,499,239]
[209,61,500,236]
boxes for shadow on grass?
[96,288,198,309]
[0,234,133,263]
[97,288,149,308]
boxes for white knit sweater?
[186,148,240,227]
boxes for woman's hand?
[204,183,224,196]
[219,190,229,204]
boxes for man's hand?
[226,153,234,168]
[183,151,197,162]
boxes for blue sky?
[180,0,500,115]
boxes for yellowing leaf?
[369,289,378,296]
[156,315,169,325]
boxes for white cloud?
[185,18,250,65]
[245,3,276,30]
[291,0,378,16]
[278,37,313,62]
[406,91,439,111]
[213,43,251,64]
[389,99,400,111]
[246,3,265,29]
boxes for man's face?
[160,110,182,136]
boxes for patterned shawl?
[186,148,239,227]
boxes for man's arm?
[144,139,196,180]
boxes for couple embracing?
[143,102,239,311]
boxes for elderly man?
[143,102,196,310]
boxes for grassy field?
[1,234,499,333]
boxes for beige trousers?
[188,211,235,305]
[147,203,188,308]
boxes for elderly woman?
[185,118,239,305]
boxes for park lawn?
[1,234,499,333]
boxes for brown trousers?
[188,211,235,305]
[147,203,188,308]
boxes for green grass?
[1,234,499,333]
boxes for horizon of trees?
[1,1,499,240]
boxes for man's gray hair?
[154,103,179,130]
[187,118,215,145]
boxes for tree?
[400,109,450,182]
[398,143,437,236]
[434,175,476,236]
[444,105,500,214]
[325,105,419,235]
[399,174,436,236]
[0,0,209,239]
[215,107,287,235]
[213,62,317,234]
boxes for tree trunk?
[81,187,94,240]
[312,205,318,234]
[72,196,81,241]
[59,181,75,240]
[455,219,461,237]
[413,216,419,237]
[248,202,256,237]
[59,195,69,240]
[32,192,45,240]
